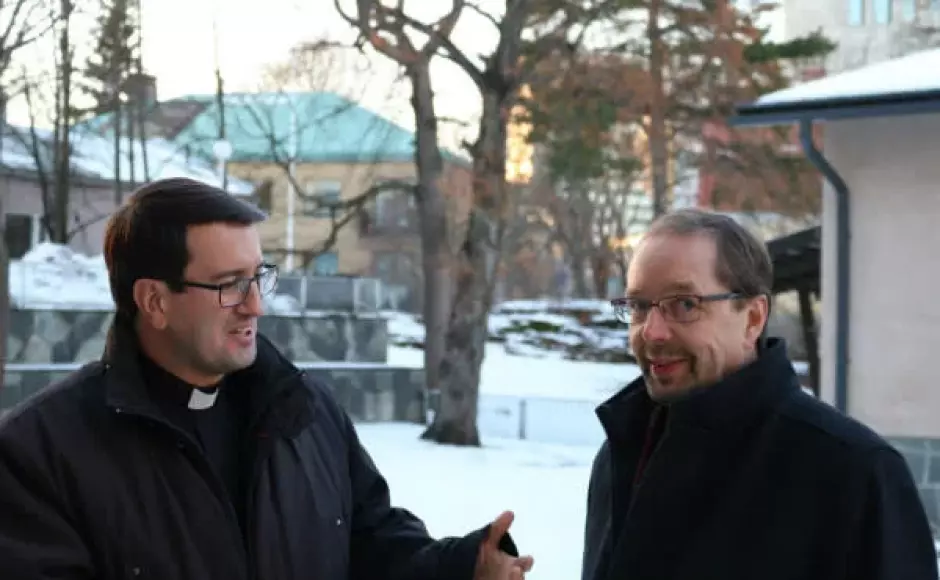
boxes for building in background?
[0,121,253,260]
[783,0,940,74]
[85,90,473,311]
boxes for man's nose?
[641,306,673,342]
[237,281,265,317]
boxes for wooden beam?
[798,288,820,397]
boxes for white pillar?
[285,100,297,271]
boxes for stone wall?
[1,363,426,424]
[888,437,940,537]
[6,308,388,364]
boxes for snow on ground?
[390,343,639,447]
[388,344,636,402]
[362,423,940,578]
[357,422,595,580]
[9,244,113,309]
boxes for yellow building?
[142,92,472,310]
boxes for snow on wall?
[8,242,296,312]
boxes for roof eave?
[729,88,940,127]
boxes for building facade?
[783,0,940,73]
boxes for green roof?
[84,91,468,166]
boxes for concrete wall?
[6,308,387,365]
[820,113,940,535]
[1,363,427,424]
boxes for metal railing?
[7,260,384,314]
[427,390,606,448]
[275,275,383,313]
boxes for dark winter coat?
[582,338,938,580]
[0,324,514,580]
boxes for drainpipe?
[798,118,849,414]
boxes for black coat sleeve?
[0,413,96,579]
[846,448,938,580]
[343,417,519,580]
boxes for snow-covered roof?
[731,47,940,126]
[0,125,256,195]
[756,47,940,106]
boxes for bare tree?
[13,9,120,250]
[227,41,415,270]
[236,95,415,265]
[339,0,611,445]
[13,0,81,244]
[335,1,462,430]
[258,39,382,103]
[0,0,60,391]
[0,0,56,82]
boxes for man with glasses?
[0,178,533,580]
[583,209,937,580]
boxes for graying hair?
[645,208,774,299]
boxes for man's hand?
[474,511,535,580]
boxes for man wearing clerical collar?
[583,209,938,580]
[0,177,533,580]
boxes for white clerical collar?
[187,388,219,410]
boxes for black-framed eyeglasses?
[178,263,279,308]
[610,292,745,324]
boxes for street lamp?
[284,98,298,272]
[212,139,232,190]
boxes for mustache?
[641,344,688,359]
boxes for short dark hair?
[645,208,774,299]
[104,177,266,320]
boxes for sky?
[5,0,783,151]
[138,0,500,151]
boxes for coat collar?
[101,318,312,436]
[597,338,800,442]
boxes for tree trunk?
[422,91,507,446]
[591,253,610,299]
[407,63,453,421]
[0,197,9,394]
[569,249,589,298]
[53,0,73,244]
[127,104,136,184]
[647,0,670,217]
[113,99,122,205]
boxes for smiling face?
[136,223,266,386]
[627,232,768,402]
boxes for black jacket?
[582,339,938,580]
[0,325,514,580]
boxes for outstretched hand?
[474,511,535,580]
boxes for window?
[309,252,338,276]
[847,0,866,25]
[4,213,41,259]
[302,181,342,218]
[374,186,416,229]
[873,0,892,24]
[900,0,916,20]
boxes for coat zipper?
[242,370,305,580]
[113,407,251,580]
[626,408,670,515]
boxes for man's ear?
[744,293,770,347]
[132,279,169,330]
